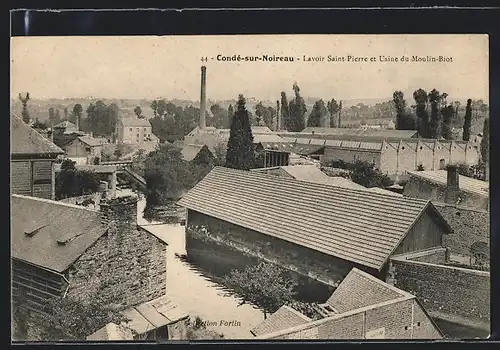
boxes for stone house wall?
[66,196,167,309]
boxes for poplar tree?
[428,89,442,139]
[280,92,290,131]
[225,95,255,170]
[307,100,327,127]
[413,89,430,138]
[463,99,472,141]
[288,83,307,132]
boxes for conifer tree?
[463,99,472,141]
[225,95,255,170]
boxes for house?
[11,114,64,200]
[59,135,105,165]
[52,120,78,135]
[115,117,155,145]
[253,268,443,340]
[180,144,214,162]
[404,165,489,210]
[177,167,453,290]
[11,194,170,340]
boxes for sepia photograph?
[10,34,490,341]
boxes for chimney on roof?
[200,66,207,130]
[445,164,460,204]
[99,195,138,235]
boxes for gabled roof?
[11,194,107,272]
[53,120,77,129]
[279,165,365,189]
[177,167,449,270]
[78,135,104,147]
[324,268,411,314]
[11,114,64,156]
[251,305,311,337]
[86,323,134,341]
[181,144,205,161]
[253,134,284,144]
[407,170,489,197]
[119,117,152,127]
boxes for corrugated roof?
[122,296,188,335]
[251,305,311,337]
[119,117,152,127]
[177,167,437,270]
[301,127,418,139]
[86,323,134,341]
[261,142,324,155]
[407,170,489,197]
[11,114,64,156]
[324,268,410,314]
[11,194,106,272]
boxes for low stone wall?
[389,255,490,329]
[58,193,103,209]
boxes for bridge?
[100,160,146,188]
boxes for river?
[122,190,264,339]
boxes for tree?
[350,161,393,188]
[84,101,118,136]
[73,104,83,125]
[327,99,340,128]
[210,104,230,128]
[32,119,47,130]
[280,92,290,131]
[64,107,68,120]
[134,106,143,118]
[144,144,189,205]
[49,108,55,124]
[463,99,472,141]
[275,100,280,131]
[18,92,30,123]
[225,94,255,170]
[25,292,129,341]
[307,100,327,127]
[393,91,406,130]
[55,109,61,123]
[441,104,455,140]
[480,117,489,165]
[288,83,307,132]
[213,141,227,166]
[222,262,298,319]
[55,159,101,200]
[428,89,442,139]
[413,89,430,138]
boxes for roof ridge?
[11,194,99,212]
[348,268,412,298]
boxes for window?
[85,147,91,152]
[144,128,147,132]
[137,128,139,132]
[129,128,132,132]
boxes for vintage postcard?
[10,34,490,341]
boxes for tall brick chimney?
[445,164,460,204]
[200,66,207,129]
[100,195,138,234]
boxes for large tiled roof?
[324,268,410,314]
[407,170,489,197]
[177,167,443,270]
[251,305,311,337]
[119,117,152,127]
[11,194,106,272]
[11,114,64,156]
[301,127,418,139]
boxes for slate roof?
[119,117,152,127]
[181,144,205,161]
[324,268,410,314]
[78,135,104,147]
[407,170,489,197]
[178,167,451,270]
[11,194,107,272]
[11,114,64,156]
[251,305,311,337]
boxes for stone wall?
[185,210,385,302]
[261,298,441,340]
[322,148,381,168]
[66,196,167,309]
[389,256,490,329]
[434,204,490,256]
[404,176,488,210]
[58,193,103,209]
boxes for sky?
[11,34,489,103]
